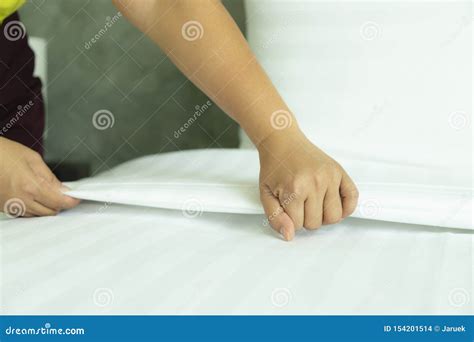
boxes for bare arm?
[113,0,359,241]
[113,0,297,145]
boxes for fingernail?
[287,227,295,241]
[281,226,293,241]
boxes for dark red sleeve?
[0,12,45,156]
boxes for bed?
[1,201,472,315]
[1,0,472,316]
[1,149,472,315]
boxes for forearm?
[114,0,301,146]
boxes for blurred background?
[19,0,246,178]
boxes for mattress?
[1,202,472,315]
[1,149,472,315]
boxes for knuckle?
[280,191,298,207]
[28,151,42,162]
[351,187,360,199]
[314,162,341,181]
[21,182,37,196]
[323,207,342,224]
[314,170,328,186]
[50,202,63,211]
[345,183,359,197]
[286,177,310,198]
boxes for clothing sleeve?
[0,0,25,23]
[0,11,45,156]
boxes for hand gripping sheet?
[65,149,472,230]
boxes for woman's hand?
[0,137,80,217]
[258,131,359,241]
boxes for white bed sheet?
[0,202,472,315]
[65,149,473,230]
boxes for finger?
[303,194,323,230]
[58,185,81,209]
[323,185,343,225]
[260,185,295,241]
[34,184,73,211]
[26,200,58,217]
[340,172,359,218]
[31,164,80,210]
[281,191,304,230]
[29,156,61,186]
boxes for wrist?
[256,126,306,155]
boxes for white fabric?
[242,0,471,163]
[29,37,47,103]
[1,202,472,315]
[64,149,473,230]
[240,0,472,196]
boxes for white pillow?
[65,149,472,230]
[241,0,471,184]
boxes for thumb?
[260,185,295,241]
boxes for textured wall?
[19,0,245,175]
